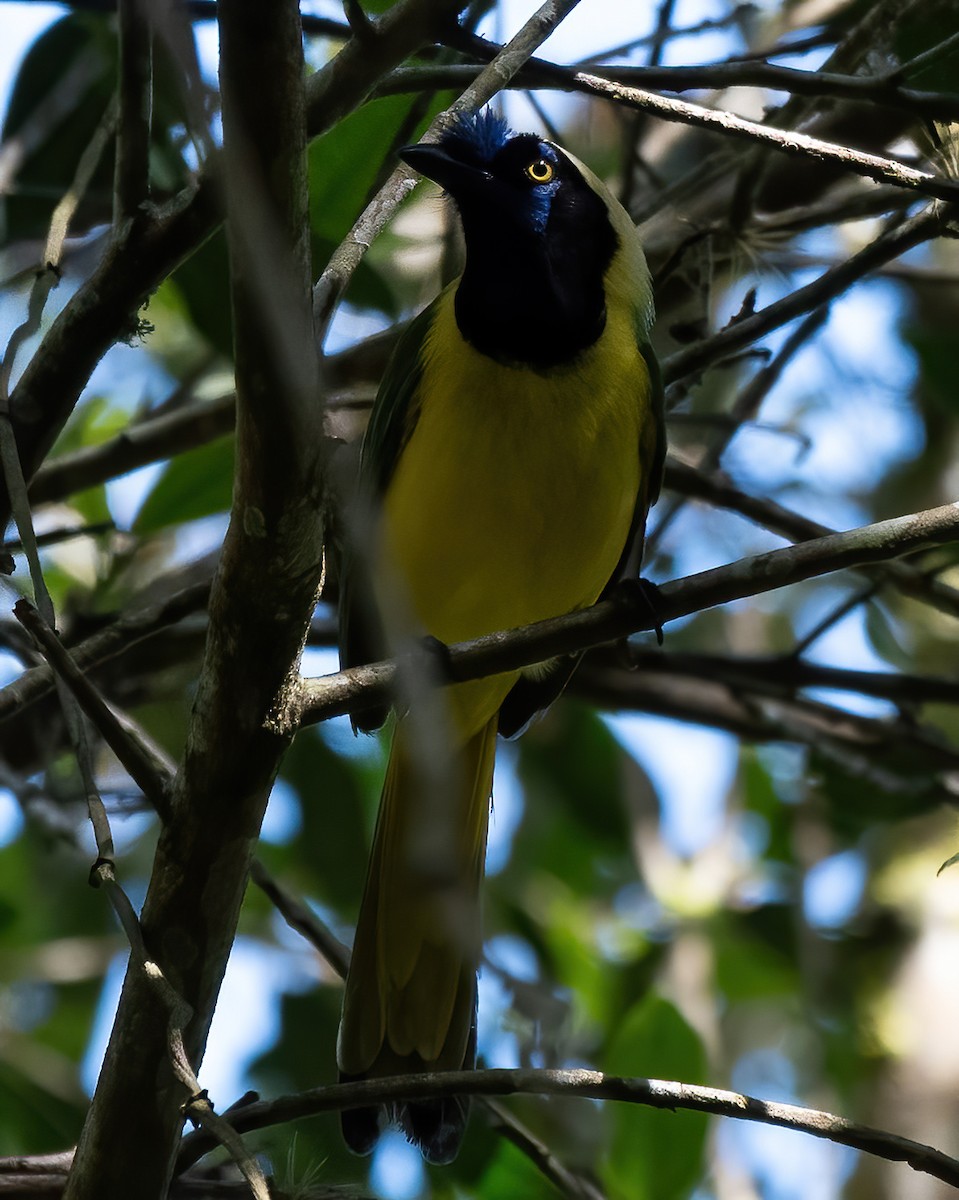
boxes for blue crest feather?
[441,109,513,164]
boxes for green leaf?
[474,1137,558,1200]
[167,230,235,360]
[2,15,115,239]
[515,703,632,895]
[309,93,449,245]
[2,13,192,241]
[133,435,234,534]
[602,995,708,1200]
[280,728,375,911]
[713,919,797,1002]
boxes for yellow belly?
[378,292,652,734]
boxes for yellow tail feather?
[338,712,498,1163]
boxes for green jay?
[336,109,664,1164]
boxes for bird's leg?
[610,576,665,649]
[415,633,455,680]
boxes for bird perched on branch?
[336,108,664,1164]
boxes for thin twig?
[485,1099,607,1200]
[790,578,884,657]
[91,859,271,1200]
[651,304,829,551]
[248,859,352,978]
[12,599,173,819]
[574,5,757,65]
[663,205,945,389]
[1,521,115,552]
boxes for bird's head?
[399,110,632,368]
[400,110,566,237]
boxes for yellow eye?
[525,158,554,183]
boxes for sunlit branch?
[394,33,959,122]
[175,1066,959,1189]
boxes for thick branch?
[114,0,152,220]
[62,0,323,1195]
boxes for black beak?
[399,142,490,197]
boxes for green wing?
[614,338,666,581]
[338,299,440,731]
[360,298,441,498]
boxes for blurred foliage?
[3,2,959,1199]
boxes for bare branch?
[573,656,959,801]
[248,859,352,979]
[0,580,211,725]
[12,599,173,818]
[399,35,959,122]
[294,503,959,727]
[484,1100,607,1200]
[176,1066,959,1189]
[663,205,945,389]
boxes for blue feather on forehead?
[440,109,514,164]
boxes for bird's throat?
[453,225,609,370]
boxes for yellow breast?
[376,289,652,732]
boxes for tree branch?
[12,599,173,818]
[573,656,959,802]
[113,0,152,221]
[62,0,324,1193]
[400,34,959,122]
[293,503,959,727]
[175,1066,959,1189]
[0,580,211,726]
[663,205,947,389]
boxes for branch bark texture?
[62,2,323,1196]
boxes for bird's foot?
[610,576,665,648]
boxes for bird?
[335,108,664,1165]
